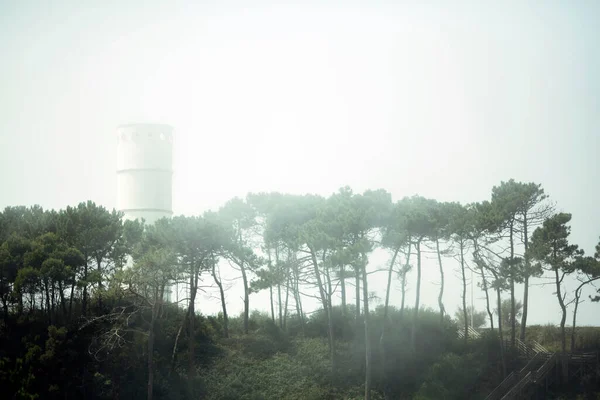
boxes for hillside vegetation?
[1,179,599,398]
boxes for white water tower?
[117,123,175,301]
[116,123,174,226]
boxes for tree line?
[1,179,599,399]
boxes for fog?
[1,1,599,326]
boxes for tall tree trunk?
[96,256,103,310]
[309,248,335,375]
[380,243,403,397]
[148,287,162,400]
[276,247,283,328]
[277,282,283,329]
[188,263,200,395]
[355,268,361,329]
[496,286,506,378]
[58,280,67,317]
[44,278,52,324]
[480,266,494,331]
[400,268,407,319]
[361,256,372,400]
[509,220,516,347]
[267,249,275,322]
[382,246,400,324]
[340,264,347,317]
[240,262,250,335]
[324,253,336,375]
[293,262,305,334]
[460,240,468,343]
[554,267,568,384]
[554,269,567,353]
[436,239,445,323]
[571,287,581,353]
[269,286,275,322]
[1,297,8,324]
[571,277,600,352]
[212,261,229,338]
[68,276,76,320]
[169,318,185,377]
[520,213,529,341]
[411,240,422,350]
[82,261,88,316]
[283,272,290,330]
[51,281,56,317]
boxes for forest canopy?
[1,179,599,399]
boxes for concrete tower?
[116,123,174,225]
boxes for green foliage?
[414,353,484,400]
[454,306,488,330]
[0,184,598,399]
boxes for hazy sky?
[1,1,599,326]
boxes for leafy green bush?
[414,352,485,400]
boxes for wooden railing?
[530,340,550,354]
[501,371,532,399]
[486,343,556,400]
[568,352,598,364]
[534,352,557,383]
[457,325,481,339]
[519,352,542,375]
[486,350,597,399]
[484,372,518,400]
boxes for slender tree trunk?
[96,256,103,310]
[571,288,581,353]
[362,256,372,400]
[460,240,468,343]
[399,243,412,321]
[68,276,76,320]
[309,248,335,375]
[169,318,185,377]
[571,277,600,352]
[509,220,516,347]
[278,283,283,329]
[17,291,23,316]
[51,281,56,317]
[188,263,200,395]
[436,239,445,323]
[240,262,250,334]
[212,261,229,338]
[554,268,567,353]
[496,286,506,378]
[553,267,569,384]
[148,288,160,400]
[520,213,529,341]
[382,246,400,324]
[147,312,156,400]
[283,272,290,330]
[480,266,494,331]
[1,297,8,324]
[58,280,67,317]
[276,247,283,328]
[267,249,275,322]
[400,269,407,319]
[379,244,402,397]
[44,278,52,324]
[269,286,275,322]
[293,263,305,333]
[355,269,361,324]
[411,240,422,350]
[322,252,336,375]
[82,261,88,316]
[340,264,347,317]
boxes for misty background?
[1,1,598,326]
